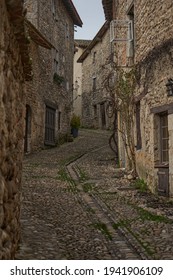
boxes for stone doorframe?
[151,103,173,197]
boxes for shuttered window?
[45,106,56,145]
[160,113,169,163]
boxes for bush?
[70,114,80,129]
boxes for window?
[66,80,69,91]
[51,0,55,16]
[54,50,59,74]
[93,51,96,63]
[92,77,97,92]
[136,101,142,150]
[65,22,69,39]
[127,5,134,60]
[160,113,169,163]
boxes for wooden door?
[157,167,169,196]
[45,106,56,145]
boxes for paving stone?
[16,129,173,260]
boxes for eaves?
[62,0,83,27]
[102,0,113,21]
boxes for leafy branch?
[101,52,137,174]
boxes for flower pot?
[71,127,78,138]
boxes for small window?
[160,113,169,163]
[93,77,97,91]
[65,23,69,39]
[66,81,69,91]
[136,101,142,150]
[93,51,96,63]
[52,0,55,16]
[127,5,134,60]
[54,50,59,74]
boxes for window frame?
[92,77,97,92]
[160,112,169,164]
[127,4,135,60]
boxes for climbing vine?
[101,53,137,173]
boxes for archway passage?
[24,105,32,153]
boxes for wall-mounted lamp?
[166,78,173,96]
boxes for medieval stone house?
[102,0,173,197]
[0,0,31,259]
[73,40,91,117]
[78,22,114,129]
[24,0,82,152]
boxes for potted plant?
[70,114,80,138]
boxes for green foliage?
[77,166,88,182]
[102,55,137,172]
[113,219,129,229]
[57,133,73,145]
[131,178,148,192]
[57,168,76,186]
[53,73,65,85]
[70,114,81,129]
[136,207,172,223]
[92,223,112,240]
[82,183,93,193]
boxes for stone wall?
[80,25,114,129]
[134,0,173,196]
[0,0,27,259]
[110,0,173,196]
[73,44,86,118]
[24,0,76,151]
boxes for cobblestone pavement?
[16,129,173,260]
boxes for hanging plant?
[53,73,65,85]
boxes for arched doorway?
[24,105,32,153]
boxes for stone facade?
[102,0,173,197]
[0,0,31,259]
[73,40,91,117]
[78,22,114,129]
[24,0,82,152]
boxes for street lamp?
[166,78,173,96]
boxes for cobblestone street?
[16,129,173,260]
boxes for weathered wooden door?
[157,167,169,196]
[45,106,56,145]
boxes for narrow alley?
[16,129,173,260]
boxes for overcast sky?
[72,0,106,40]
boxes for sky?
[72,0,106,40]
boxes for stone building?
[73,40,91,117]
[24,0,82,152]
[0,0,31,259]
[78,22,114,129]
[102,0,173,197]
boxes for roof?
[63,0,83,27]
[25,19,54,49]
[77,21,109,63]
[6,0,32,81]
[75,40,92,48]
[102,0,113,21]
